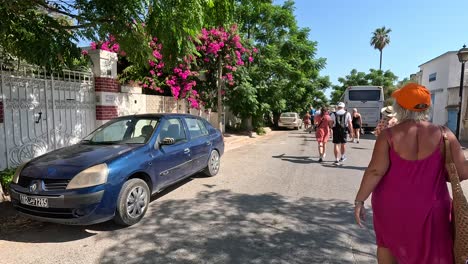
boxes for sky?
[274,0,468,97]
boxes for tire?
[114,178,150,226]
[204,150,221,177]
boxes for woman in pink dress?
[354,83,468,263]
[315,107,331,162]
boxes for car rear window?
[185,117,209,139]
[281,113,295,117]
[349,90,381,101]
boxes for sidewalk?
[223,127,275,152]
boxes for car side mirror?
[161,137,175,145]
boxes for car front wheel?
[204,150,220,177]
[114,178,150,226]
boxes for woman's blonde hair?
[393,101,430,122]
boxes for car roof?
[113,113,204,119]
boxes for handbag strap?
[441,126,462,185]
[441,126,452,164]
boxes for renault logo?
[29,183,38,193]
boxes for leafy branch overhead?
[0,0,235,69]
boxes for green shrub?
[0,168,16,193]
[255,127,266,135]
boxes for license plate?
[20,194,49,208]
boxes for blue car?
[9,114,224,226]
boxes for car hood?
[21,143,141,179]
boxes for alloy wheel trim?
[126,186,147,218]
[210,151,220,174]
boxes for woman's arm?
[374,119,384,137]
[446,129,468,181]
[355,129,391,202]
[359,114,362,126]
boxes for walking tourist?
[309,105,316,131]
[303,112,311,131]
[315,107,331,162]
[354,83,468,263]
[351,108,362,143]
[374,106,398,137]
[329,102,353,165]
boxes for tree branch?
[32,0,81,19]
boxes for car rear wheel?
[204,150,220,177]
[114,178,150,226]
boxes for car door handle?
[184,148,190,154]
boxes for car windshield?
[281,113,296,117]
[82,117,160,144]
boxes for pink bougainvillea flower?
[81,50,89,56]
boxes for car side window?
[185,118,209,139]
[159,118,187,143]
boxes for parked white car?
[278,112,303,130]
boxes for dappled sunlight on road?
[98,190,376,263]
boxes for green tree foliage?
[331,69,398,105]
[330,69,368,103]
[0,0,234,69]
[370,26,391,70]
[228,0,329,127]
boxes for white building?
[418,51,468,139]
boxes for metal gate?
[0,65,95,169]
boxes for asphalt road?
[0,130,387,264]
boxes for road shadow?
[359,134,377,141]
[321,164,368,172]
[97,190,376,263]
[271,154,318,164]
[0,200,97,242]
[0,177,195,242]
[351,146,371,150]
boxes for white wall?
[419,52,457,126]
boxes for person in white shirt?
[328,102,354,165]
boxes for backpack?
[333,111,348,130]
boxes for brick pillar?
[88,50,119,127]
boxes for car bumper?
[278,122,301,128]
[9,186,113,225]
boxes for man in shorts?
[329,102,353,165]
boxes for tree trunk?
[217,57,223,133]
[379,50,383,71]
[0,184,7,202]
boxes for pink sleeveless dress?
[371,128,454,263]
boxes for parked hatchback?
[9,114,224,226]
[278,112,303,130]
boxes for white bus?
[341,86,384,130]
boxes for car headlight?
[66,164,109,190]
[12,163,27,184]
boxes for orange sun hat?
[392,83,431,112]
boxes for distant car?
[9,114,224,226]
[278,112,303,130]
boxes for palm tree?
[370,27,392,70]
